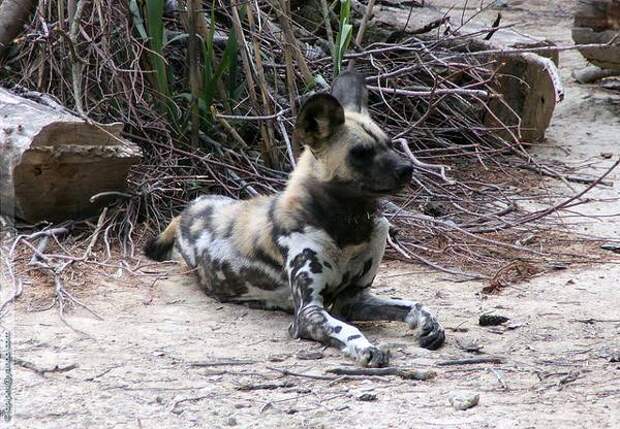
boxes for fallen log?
[572,0,620,70]
[0,88,142,223]
[364,2,562,143]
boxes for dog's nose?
[396,163,414,183]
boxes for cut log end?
[364,2,561,143]
[0,88,142,223]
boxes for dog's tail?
[143,216,180,261]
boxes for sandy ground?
[6,1,620,428]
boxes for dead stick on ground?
[518,163,613,187]
[437,357,504,366]
[489,367,508,389]
[570,318,620,324]
[386,228,487,280]
[52,270,99,335]
[10,224,103,329]
[236,381,295,391]
[268,367,337,381]
[83,206,108,260]
[14,358,78,376]
[519,159,620,225]
[0,277,22,316]
[2,228,66,316]
[398,138,454,184]
[326,366,437,380]
[29,235,51,264]
[9,228,69,256]
[189,360,257,367]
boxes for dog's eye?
[350,145,375,159]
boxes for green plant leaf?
[333,0,353,75]
[143,0,177,123]
[200,11,239,123]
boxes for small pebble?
[226,416,237,426]
[505,321,525,330]
[456,337,484,353]
[479,314,509,326]
[449,391,480,410]
[268,354,288,363]
[601,243,620,254]
[296,350,324,360]
[357,392,378,402]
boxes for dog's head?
[293,72,413,197]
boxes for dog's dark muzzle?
[394,162,414,185]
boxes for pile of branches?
[1,0,617,310]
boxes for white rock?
[448,391,480,410]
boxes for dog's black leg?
[332,290,445,350]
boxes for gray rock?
[601,243,620,254]
[479,314,510,326]
[357,392,378,402]
[449,391,480,410]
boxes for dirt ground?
[6,1,620,428]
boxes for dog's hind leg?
[332,290,445,350]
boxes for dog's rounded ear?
[331,71,368,114]
[293,93,345,150]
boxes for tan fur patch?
[161,216,180,243]
[232,197,284,265]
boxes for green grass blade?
[200,5,239,124]
[143,0,176,122]
[333,0,352,75]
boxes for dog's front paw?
[406,305,446,350]
[419,316,445,350]
[343,336,390,367]
[358,346,390,368]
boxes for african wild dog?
[144,72,445,367]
